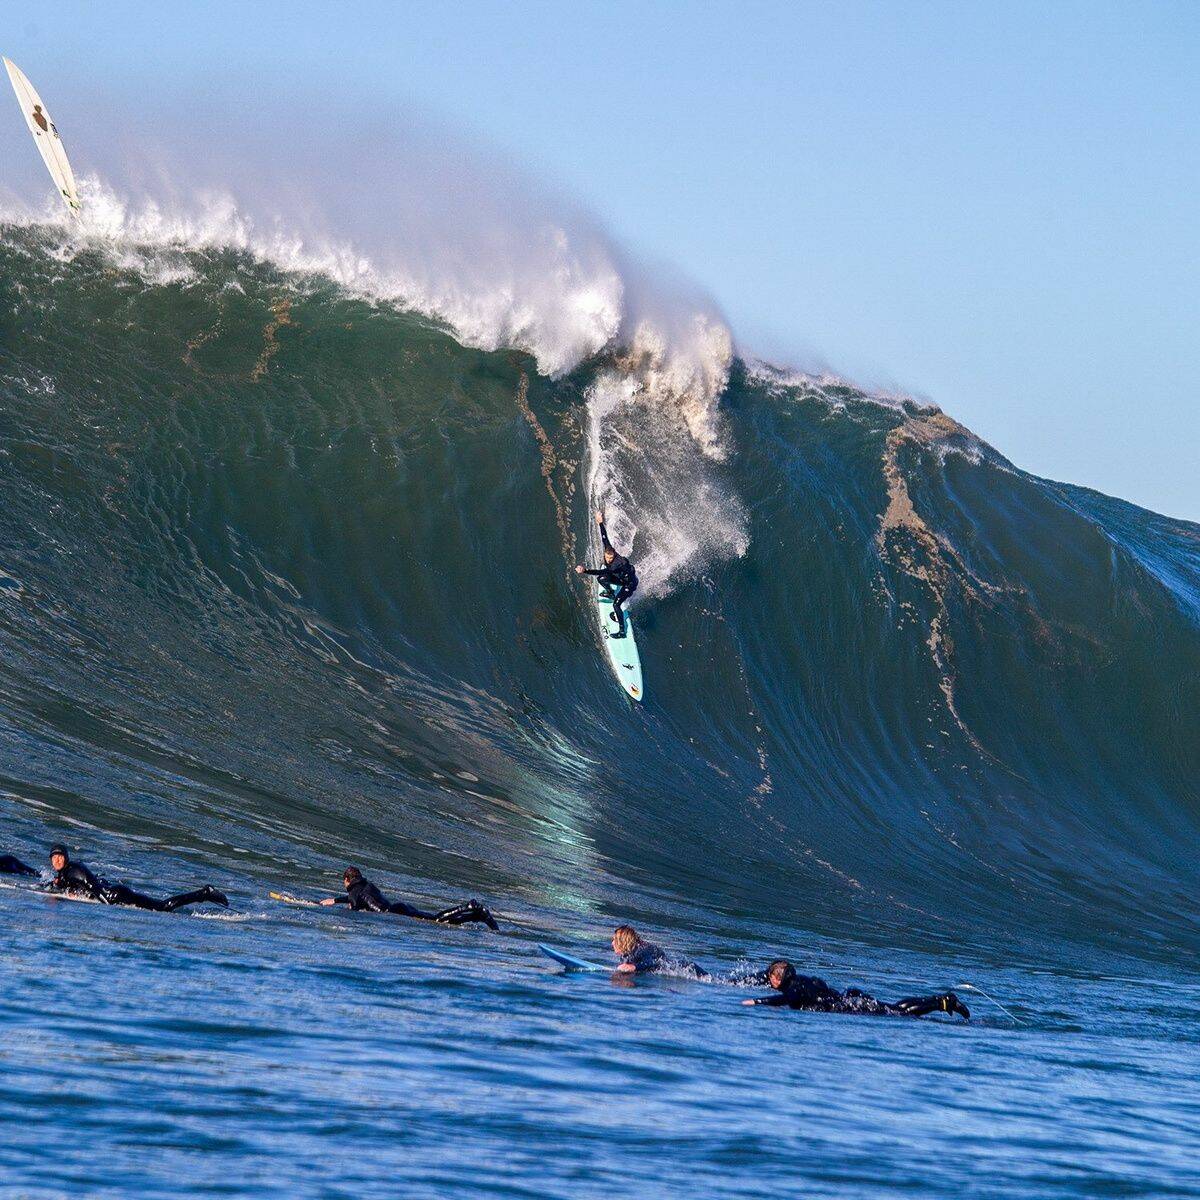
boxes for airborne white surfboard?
[4,57,81,213]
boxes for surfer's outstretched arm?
[0,854,37,876]
[741,993,788,1007]
[319,894,350,906]
[596,510,615,554]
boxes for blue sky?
[5,1,1197,518]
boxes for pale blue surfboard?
[538,943,610,972]
[597,583,643,702]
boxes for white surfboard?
[4,57,81,214]
[269,890,321,907]
[596,581,643,702]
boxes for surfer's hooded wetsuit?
[581,521,638,636]
[0,854,36,876]
[46,845,228,912]
[745,962,970,1020]
[331,868,499,930]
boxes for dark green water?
[0,223,1197,1198]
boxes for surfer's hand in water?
[575,564,585,574]
[740,998,757,1006]
[614,961,637,974]
[319,897,337,906]
[595,510,604,525]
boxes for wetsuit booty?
[472,902,500,931]
[941,992,970,1020]
[435,900,499,930]
[161,885,229,912]
[894,992,970,1020]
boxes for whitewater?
[0,102,1198,1200]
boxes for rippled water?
[4,879,1198,1199]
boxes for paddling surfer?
[741,960,970,1020]
[576,511,638,638]
[319,867,499,929]
[611,924,710,979]
[45,844,229,912]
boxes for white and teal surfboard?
[596,582,643,702]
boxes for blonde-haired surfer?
[610,924,709,978]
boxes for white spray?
[0,88,749,594]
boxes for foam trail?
[584,369,748,598]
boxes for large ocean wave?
[0,195,1196,967]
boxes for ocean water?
[0,217,1197,1199]
[4,884,1199,1199]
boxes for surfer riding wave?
[576,511,638,637]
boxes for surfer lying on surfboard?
[45,844,229,912]
[612,924,711,979]
[741,960,971,1020]
[576,511,638,638]
[318,866,499,929]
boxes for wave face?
[0,221,1196,966]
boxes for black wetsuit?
[48,860,227,912]
[620,942,710,980]
[332,875,498,929]
[582,521,638,636]
[0,854,37,876]
[747,973,969,1019]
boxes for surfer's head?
[603,547,615,564]
[767,959,795,990]
[49,844,69,872]
[343,866,363,888]
[612,924,642,957]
